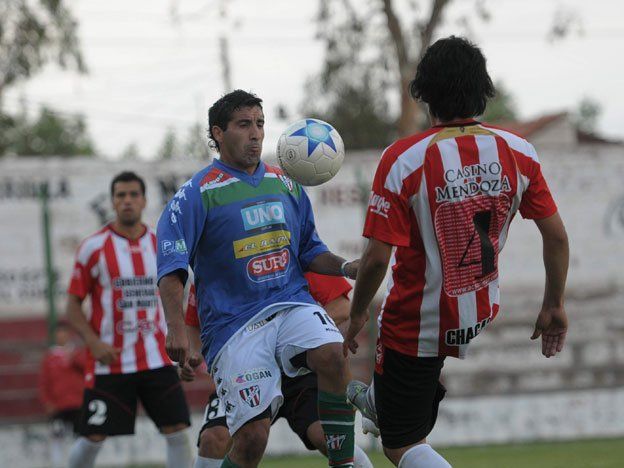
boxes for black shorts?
[78,365,191,436]
[374,346,446,449]
[199,372,319,450]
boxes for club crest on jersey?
[278,173,294,192]
[239,385,261,408]
[325,434,347,451]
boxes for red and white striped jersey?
[363,120,557,359]
[68,224,172,378]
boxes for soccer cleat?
[361,416,380,438]
[347,380,380,437]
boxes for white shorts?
[211,303,343,435]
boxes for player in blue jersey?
[157,90,359,468]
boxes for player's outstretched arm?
[159,272,190,366]
[66,294,121,365]
[344,238,393,356]
[307,251,359,279]
[531,212,569,358]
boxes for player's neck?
[430,116,477,127]
[110,220,146,240]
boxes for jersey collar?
[432,119,480,128]
[213,158,266,187]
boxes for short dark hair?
[410,36,495,122]
[208,89,263,151]
[110,171,146,197]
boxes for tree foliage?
[482,81,518,123]
[574,97,601,134]
[155,124,213,160]
[0,106,96,156]
[306,0,491,144]
[0,0,86,99]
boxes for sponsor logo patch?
[325,434,347,451]
[368,192,391,218]
[233,230,291,259]
[247,248,290,282]
[239,385,261,408]
[241,201,285,231]
[233,368,273,384]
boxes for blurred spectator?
[39,321,86,467]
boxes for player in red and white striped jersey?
[66,172,192,468]
[344,37,569,468]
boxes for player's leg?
[137,365,192,468]
[195,392,231,467]
[347,380,380,437]
[277,305,355,468]
[280,373,373,468]
[375,346,449,467]
[69,373,138,468]
[212,312,284,466]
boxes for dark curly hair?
[410,36,495,122]
[208,90,263,151]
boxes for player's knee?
[199,426,230,458]
[309,343,347,377]
[86,434,107,443]
[232,424,269,463]
[160,422,189,435]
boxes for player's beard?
[117,211,141,227]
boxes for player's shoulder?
[378,127,442,176]
[196,162,239,193]
[480,122,538,161]
[75,225,111,261]
[263,162,302,195]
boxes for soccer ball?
[276,118,345,186]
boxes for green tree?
[120,142,141,161]
[156,127,181,160]
[0,0,86,101]
[184,122,212,160]
[574,97,601,133]
[1,106,96,156]
[482,81,518,123]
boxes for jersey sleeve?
[297,187,329,270]
[517,145,558,219]
[305,272,352,307]
[184,283,200,328]
[362,149,412,247]
[157,178,206,284]
[67,244,97,300]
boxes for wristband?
[340,260,349,277]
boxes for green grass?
[126,437,624,467]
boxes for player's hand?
[343,312,368,357]
[178,362,196,382]
[531,305,568,358]
[89,339,122,365]
[179,349,204,382]
[344,259,360,280]
[166,322,189,366]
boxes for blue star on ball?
[289,119,337,156]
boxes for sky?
[4,0,624,159]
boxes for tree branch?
[381,0,409,72]
[418,0,451,61]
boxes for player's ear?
[211,125,225,145]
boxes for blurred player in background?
[181,273,373,468]
[65,171,192,468]
[158,90,359,468]
[344,36,569,468]
[39,321,85,467]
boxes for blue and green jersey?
[157,159,328,366]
